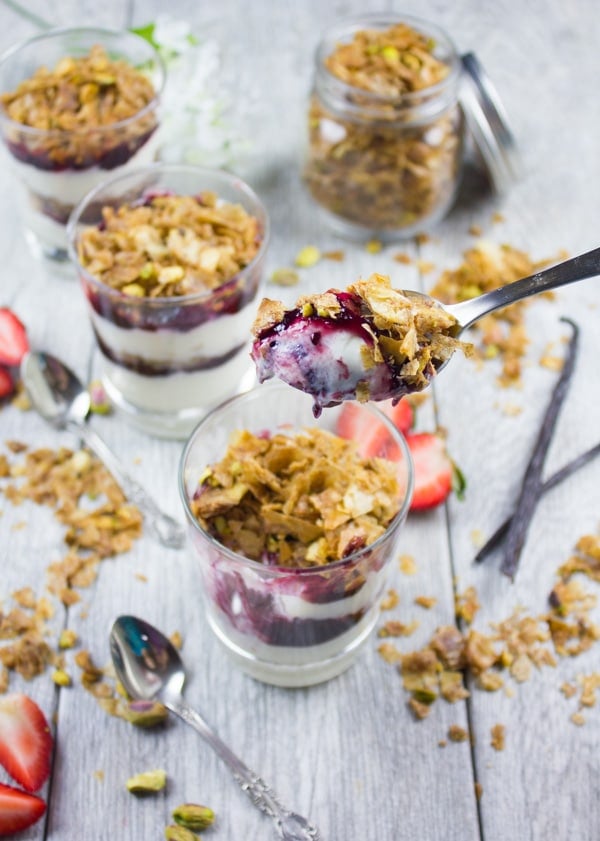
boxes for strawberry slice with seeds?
[0,783,46,836]
[0,308,29,367]
[335,402,399,459]
[0,366,13,400]
[0,694,52,793]
[406,432,465,511]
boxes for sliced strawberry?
[0,308,29,367]
[378,397,414,436]
[406,432,464,511]
[335,402,399,458]
[0,783,46,836]
[0,694,52,793]
[0,366,13,400]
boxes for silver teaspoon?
[20,351,185,549]
[110,615,321,841]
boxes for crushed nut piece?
[448,724,469,743]
[490,723,505,751]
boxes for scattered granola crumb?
[409,697,431,720]
[415,595,437,609]
[169,631,183,650]
[415,233,430,245]
[491,212,505,224]
[455,586,480,624]
[365,239,382,254]
[474,782,483,800]
[560,682,577,699]
[134,573,148,583]
[438,739,447,748]
[393,252,412,264]
[469,224,483,236]
[570,712,585,726]
[499,402,523,417]
[415,259,435,274]
[448,724,469,742]
[381,589,399,611]
[399,554,417,575]
[93,770,105,782]
[490,723,505,751]
[377,642,402,664]
[378,619,419,638]
[323,250,345,261]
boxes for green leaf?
[130,23,158,48]
[451,461,467,501]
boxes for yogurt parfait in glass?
[179,381,413,687]
[68,163,269,438]
[0,27,165,264]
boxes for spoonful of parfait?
[251,246,600,415]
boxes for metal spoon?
[441,245,600,333]
[20,351,185,549]
[110,615,321,841]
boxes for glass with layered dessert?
[179,381,413,687]
[304,15,464,239]
[68,163,269,438]
[0,27,164,264]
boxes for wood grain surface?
[0,1,599,839]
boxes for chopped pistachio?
[173,803,216,831]
[51,668,71,687]
[164,825,197,841]
[270,267,300,287]
[294,245,321,268]
[58,629,78,649]
[126,769,167,794]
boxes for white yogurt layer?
[101,349,252,413]
[90,300,255,364]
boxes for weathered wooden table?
[1,1,599,839]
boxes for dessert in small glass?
[179,381,413,687]
[68,164,269,438]
[0,27,164,263]
[303,15,464,240]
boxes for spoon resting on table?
[251,245,600,415]
[20,351,185,550]
[110,615,321,841]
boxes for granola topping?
[305,19,462,231]
[0,45,159,169]
[77,192,262,298]
[190,426,401,567]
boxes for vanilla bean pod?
[475,440,600,563]
[501,317,580,579]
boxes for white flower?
[134,15,248,168]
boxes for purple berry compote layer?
[251,273,471,416]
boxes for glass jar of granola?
[303,15,465,239]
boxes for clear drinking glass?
[179,381,414,687]
[0,27,164,264]
[68,163,270,439]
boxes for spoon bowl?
[110,615,321,840]
[21,351,186,549]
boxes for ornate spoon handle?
[167,695,321,840]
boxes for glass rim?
[0,26,166,138]
[66,162,271,306]
[178,381,415,576]
[315,12,462,107]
